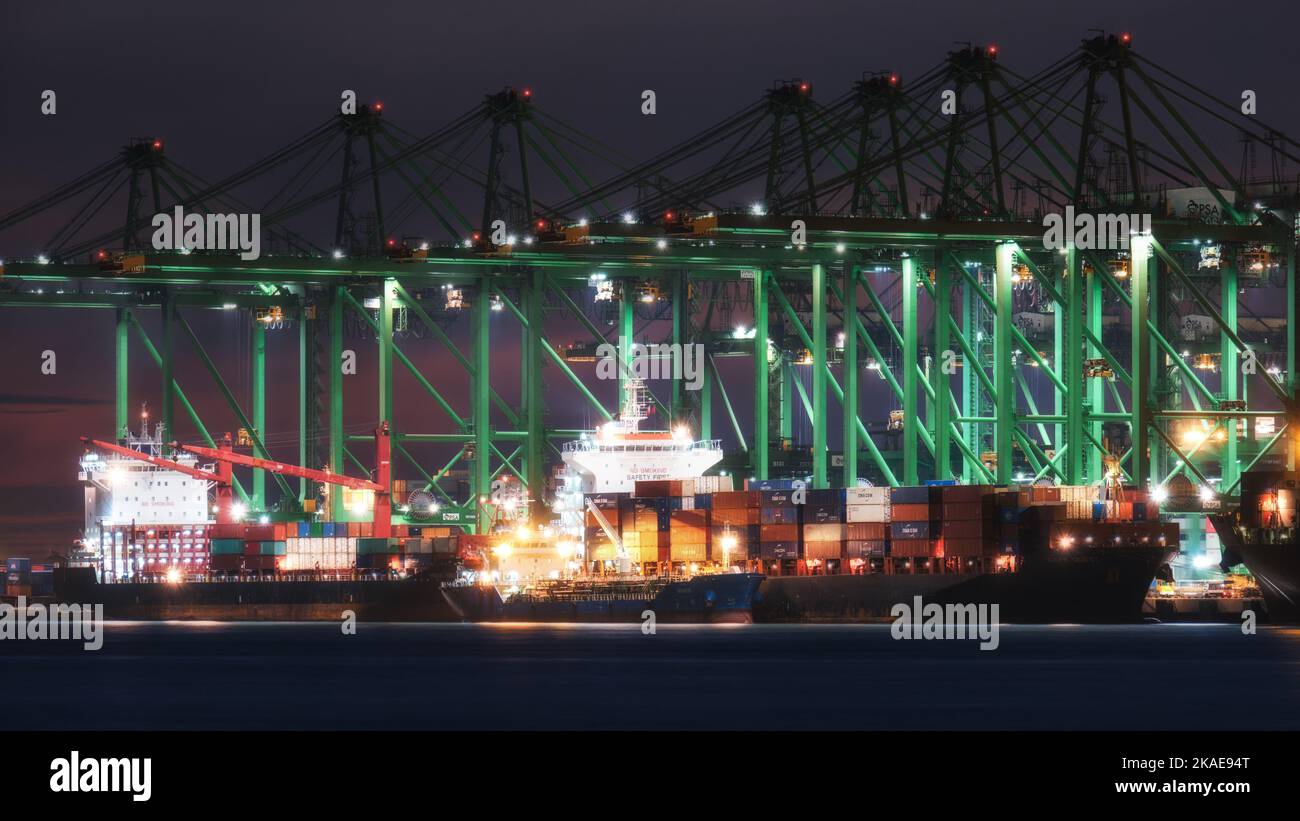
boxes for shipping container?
[759,541,800,560]
[803,540,843,560]
[890,486,934,505]
[891,521,933,540]
[890,503,933,521]
[845,486,890,505]
[846,503,889,523]
[759,506,798,525]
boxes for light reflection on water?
[2,622,1297,730]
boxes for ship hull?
[494,573,764,624]
[1212,516,1300,621]
[755,547,1174,623]
[54,571,477,622]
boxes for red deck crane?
[177,422,393,538]
[81,423,394,537]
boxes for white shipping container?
[846,487,890,505]
[846,503,890,522]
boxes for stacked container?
[802,489,846,560]
[845,486,890,560]
[889,486,939,558]
[710,490,760,563]
[759,488,800,561]
[937,484,996,557]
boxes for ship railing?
[561,439,722,453]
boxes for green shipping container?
[357,537,394,555]
[211,539,244,555]
[260,541,287,556]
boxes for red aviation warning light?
[1120,32,1132,44]
[987,44,998,57]
[374,101,384,113]
[522,88,532,98]
[386,238,397,247]
[799,81,810,94]
[151,139,163,151]
[889,74,899,85]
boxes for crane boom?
[81,437,222,483]
[177,443,383,491]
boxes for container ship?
[21,391,1176,624]
[1210,469,1300,621]
[564,478,1177,624]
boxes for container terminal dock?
[3,31,1300,623]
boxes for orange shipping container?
[891,503,933,521]
[669,543,708,562]
[712,508,759,526]
[712,491,760,509]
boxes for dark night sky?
[1,0,1298,556]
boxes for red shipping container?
[939,485,991,502]
[942,519,992,539]
[759,523,799,541]
[944,537,992,557]
[891,538,939,558]
[847,522,886,540]
[941,502,985,520]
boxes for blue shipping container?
[891,520,932,539]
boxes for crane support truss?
[4,33,1300,517]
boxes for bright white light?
[222,303,237,310]
[578,218,588,227]
[1198,485,1215,503]
[750,203,766,216]
[657,239,667,250]
[622,212,635,224]
[259,515,269,525]
[333,249,344,259]
[232,503,247,521]
[1150,485,1169,505]
[835,243,846,254]
[37,254,49,265]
